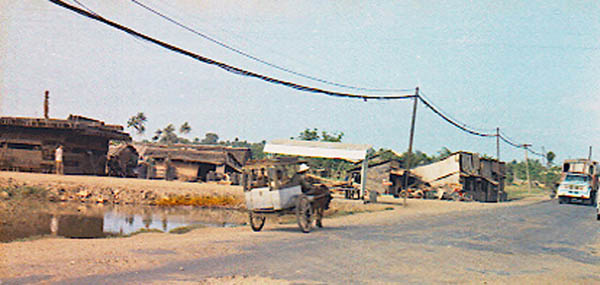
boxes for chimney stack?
[44,90,49,119]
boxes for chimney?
[44,90,49,119]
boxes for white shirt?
[55,147,63,162]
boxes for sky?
[1,0,599,163]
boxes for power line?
[52,0,550,159]
[48,0,415,101]
[417,95,496,137]
[419,92,546,158]
[129,0,412,93]
[419,91,496,133]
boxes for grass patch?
[505,184,551,200]
[168,225,205,234]
[1,185,48,200]
[154,195,243,208]
[107,228,164,238]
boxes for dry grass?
[154,195,244,208]
[505,184,551,200]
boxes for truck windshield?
[564,175,589,183]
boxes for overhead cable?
[417,95,496,137]
[419,92,546,158]
[129,0,412,93]
[49,0,415,101]
[420,91,496,133]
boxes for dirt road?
[4,196,598,284]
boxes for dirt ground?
[0,190,549,283]
[0,171,244,205]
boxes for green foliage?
[297,128,319,141]
[152,123,193,144]
[127,112,147,135]
[546,151,556,166]
[505,159,560,188]
[295,128,344,142]
[179,122,191,134]
[200,132,219,144]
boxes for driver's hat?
[298,163,310,173]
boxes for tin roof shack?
[412,152,506,202]
[0,115,130,175]
[134,143,246,183]
[107,144,139,178]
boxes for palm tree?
[127,112,147,137]
[179,122,191,135]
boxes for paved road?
[61,200,600,284]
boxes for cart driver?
[292,163,314,192]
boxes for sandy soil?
[0,192,549,283]
[0,171,243,197]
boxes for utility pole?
[44,90,50,119]
[402,87,419,207]
[589,146,593,161]
[496,127,500,161]
[523,144,532,194]
[496,127,500,203]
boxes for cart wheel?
[296,194,313,233]
[249,212,266,232]
[399,190,409,199]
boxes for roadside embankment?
[0,171,243,206]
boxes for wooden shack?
[133,143,249,183]
[412,152,506,202]
[0,115,130,175]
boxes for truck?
[557,159,598,205]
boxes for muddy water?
[0,202,247,242]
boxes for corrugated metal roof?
[264,139,371,162]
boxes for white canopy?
[263,139,371,162]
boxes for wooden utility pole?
[496,127,500,161]
[402,87,419,207]
[523,144,532,193]
[44,90,50,119]
[496,127,500,203]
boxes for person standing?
[55,145,64,175]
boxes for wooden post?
[523,144,532,193]
[44,90,50,119]
[496,128,500,161]
[402,87,419,207]
[496,127,500,203]
[360,154,368,201]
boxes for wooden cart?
[242,158,330,233]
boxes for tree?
[296,128,344,142]
[321,131,344,142]
[434,147,452,161]
[126,112,147,136]
[297,128,319,141]
[152,124,178,144]
[546,151,556,166]
[200,133,219,144]
[179,122,191,135]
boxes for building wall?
[0,126,112,175]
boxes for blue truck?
[557,159,598,206]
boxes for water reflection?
[0,203,245,242]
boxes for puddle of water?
[0,202,246,242]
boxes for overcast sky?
[1,0,599,163]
